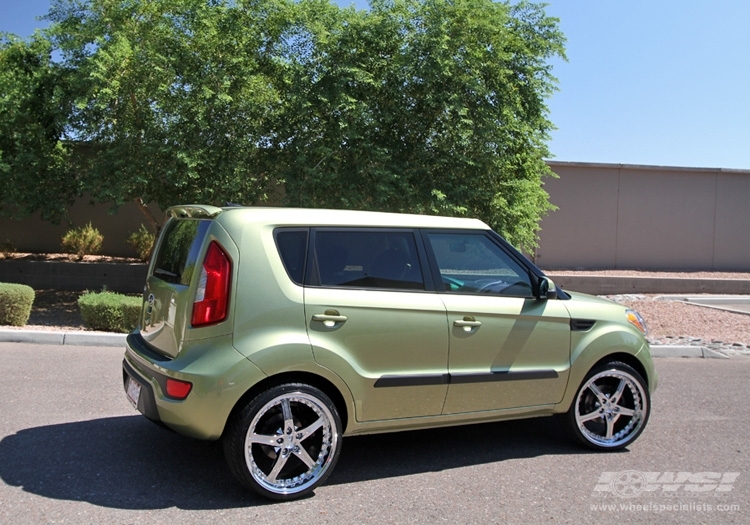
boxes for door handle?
[312,310,348,327]
[454,317,481,332]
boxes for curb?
[0,329,126,347]
[0,329,731,358]
[648,345,729,359]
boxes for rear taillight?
[191,241,231,327]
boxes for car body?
[123,205,656,500]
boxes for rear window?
[152,219,211,285]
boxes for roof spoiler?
[166,205,224,219]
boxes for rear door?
[304,228,450,421]
[141,218,212,358]
[422,230,571,414]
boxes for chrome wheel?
[567,362,650,450]
[225,384,342,500]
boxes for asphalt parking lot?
[0,343,748,524]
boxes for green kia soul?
[123,205,656,500]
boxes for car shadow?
[328,415,584,485]
[0,414,588,509]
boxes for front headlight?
[626,309,648,336]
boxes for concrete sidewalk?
[655,295,750,315]
[0,328,733,358]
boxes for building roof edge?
[545,160,750,175]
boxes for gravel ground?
[6,272,750,356]
[605,294,750,356]
[550,270,750,356]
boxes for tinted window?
[425,232,532,296]
[152,219,210,285]
[275,229,308,285]
[313,230,425,290]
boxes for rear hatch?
[140,205,233,359]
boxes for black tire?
[223,383,343,501]
[560,361,650,451]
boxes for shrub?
[128,224,156,262]
[1,239,17,259]
[78,291,141,333]
[62,223,103,260]
[0,283,35,326]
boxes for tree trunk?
[134,198,161,234]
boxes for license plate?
[126,376,142,409]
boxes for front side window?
[425,232,533,296]
[313,230,426,290]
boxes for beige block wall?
[714,173,750,268]
[1,162,749,270]
[536,164,620,268]
[0,199,163,258]
[537,162,750,271]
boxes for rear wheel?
[224,383,342,500]
[561,361,650,451]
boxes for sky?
[2,0,749,170]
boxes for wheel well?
[592,352,649,385]
[223,372,349,438]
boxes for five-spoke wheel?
[561,361,650,450]
[224,383,342,500]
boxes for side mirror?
[536,277,557,300]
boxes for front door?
[422,231,571,414]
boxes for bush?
[0,283,35,326]
[62,222,103,260]
[1,239,17,259]
[128,224,156,262]
[78,291,141,333]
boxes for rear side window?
[152,219,211,285]
[275,229,308,285]
[312,230,425,290]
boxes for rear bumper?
[122,357,167,426]
[122,331,267,440]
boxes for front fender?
[557,322,656,413]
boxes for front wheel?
[561,361,650,451]
[223,383,342,500]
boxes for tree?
[0,33,79,222]
[1,0,564,249]
[279,0,565,251]
[44,0,294,230]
